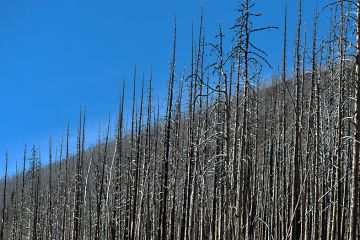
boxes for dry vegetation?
[1,0,360,239]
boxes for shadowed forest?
[1,0,360,239]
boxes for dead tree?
[0,151,8,239]
[159,19,176,240]
[349,1,360,239]
[48,138,53,239]
[61,125,70,240]
[290,0,302,239]
[72,110,86,240]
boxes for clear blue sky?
[0,0,331,176]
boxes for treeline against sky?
[1,0,360,239]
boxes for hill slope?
[1,0,360,239]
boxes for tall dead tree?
[48,138,53,240]
[131,79,144,240]
[0,151,8,239]
[159,19,176,240]
[72,110,86,240]
[30,146,40,240]
[95,116,110,240]
[124,66,137,240]
[61,125,70,240]
[111,84,125,240]
[144,74,153,240]
[331,1,345,239]
[291,0,302,239]
[349,1,360,239]
[310,8,319,240]
[19,145,26,240]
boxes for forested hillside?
[1,0,360,239]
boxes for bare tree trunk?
[72,110,85,240]
[291,1,302,239]
[310,10,319,240]
[132,79,144,240]
[349,1,360,239]
[0,151,8,239]
[111,85,125,240]
[61,125,70,240]
[95,117,110,240]
[48,139,53,240]
[160,20,176,240]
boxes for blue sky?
[0,0,332,176]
